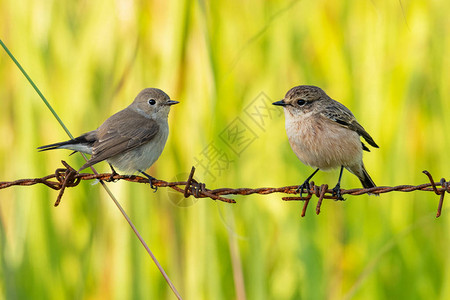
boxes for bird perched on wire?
[38,88,179,191]
[273,85,378,199]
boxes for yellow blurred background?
[1,0,449,299]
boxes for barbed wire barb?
[0,161,448,217]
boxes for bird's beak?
[167,100,180,106]
[272,99,287,106]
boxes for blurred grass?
[1,0,450,299]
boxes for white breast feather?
[284,110,362,170]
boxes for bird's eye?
[148,99,156,105]
[297,99,306,106]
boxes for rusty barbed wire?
[0,161,448,217]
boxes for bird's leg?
[296,168,320,197]
[107,164,119,182]
[139,170,158,192]
[332,166,345,200]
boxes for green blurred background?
[1,0,449,299]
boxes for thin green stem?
[0,39,73,139]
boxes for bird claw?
[332,184,344,200]
[106,169,119,182]
[149,178,158,193]
[139,170,158,192]
[106,164,119,182]
[295,181,310,198]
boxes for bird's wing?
[321,100,379,149]
[79,110,159,170]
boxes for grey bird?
[273,85,378,199]
[38,88,179,190]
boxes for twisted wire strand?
[1,161,448,217]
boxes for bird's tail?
[37,134,95,155]
[359,165,379,196]
[346,163,378,195]
[37,139,78,151]
[359,165,376,189]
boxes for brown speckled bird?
[273,85,378,199]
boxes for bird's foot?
[107,169,120,182]
[148,176,158,192]
[295,180,311,198]
[139,171,158,192]
[332,183,344,200]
